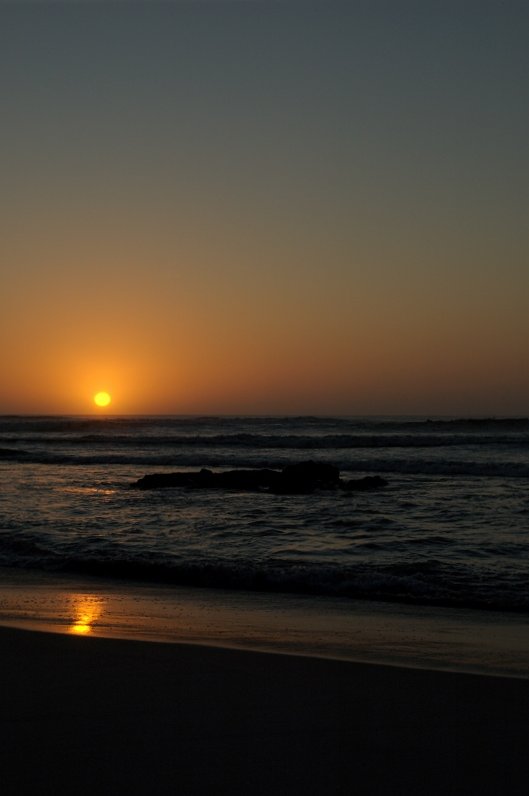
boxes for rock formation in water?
[131,461,387,494]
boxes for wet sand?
[1,625,528,795]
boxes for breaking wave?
[1,446,528,477]
[0,535,527,613]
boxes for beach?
[3,0,528,787]
[1,624,528,796]
[2,415,528,793]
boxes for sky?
[1,0,527,415]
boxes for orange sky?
[1,3,527,416]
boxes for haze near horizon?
[1,1,527,416]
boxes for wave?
[1,446,528,477]
[1,546,527,614]
[1,432,528,449]
[1,415,527,435]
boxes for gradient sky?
[1,0,527,415]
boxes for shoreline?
[2,624,529,795]
[1,566,529,679]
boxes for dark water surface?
[1,415,528,613]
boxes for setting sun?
[94,391,112,408]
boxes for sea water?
[1,415,528,675]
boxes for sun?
[93,391,112,408]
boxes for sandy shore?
[1,626,528,795]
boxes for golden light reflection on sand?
[68,595,104,636]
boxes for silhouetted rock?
[132,468,281,492]
[196,468,281,490]
[271,461,340,494]
[131,461,387,495]
[0,448,23,460]
[132,472,196,490]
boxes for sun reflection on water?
[68,594,104,636]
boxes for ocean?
[1,414,528,675]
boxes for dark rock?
[132,468,281,492]
[340,475,388,491]
[132,472,194,490]
[271,461,340,494]
[0,448,26,460]
[131,462,387,495]
[194,468,281,491]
